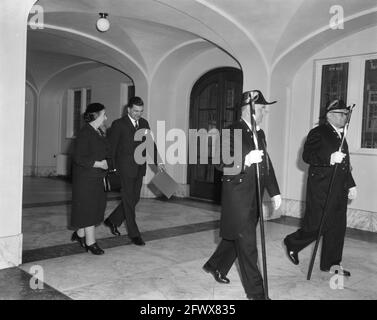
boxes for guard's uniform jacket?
[302,122,356,232]
[217,119,280,240]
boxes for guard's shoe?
[131,236,145,246]
[284,238,299,265]
[203,263,230,284]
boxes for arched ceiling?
[27,27,148,84]
[28,0,377,84]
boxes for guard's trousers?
[205,225,264,298]
[284,212,347,270]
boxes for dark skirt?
[71,175,106,228]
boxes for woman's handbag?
[103,169,122,192]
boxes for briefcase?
[150,170,179,199]
[103,169,122,192]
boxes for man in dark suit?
[203,90,281,300]
[283,99,357,276]
[104,96,164,245]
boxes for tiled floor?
[0,177,376,300]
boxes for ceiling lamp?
[96,13,110,32]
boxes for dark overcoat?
[301,122,356,232]
[71,124,110,228]
[218,119,280,240]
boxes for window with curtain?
[319,62,349,119]
[361,59,377,149]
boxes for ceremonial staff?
[307,103,355,280]
[246,91,269,299]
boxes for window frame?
[358,54,377,153]
[314,53,377,155]
[66,87,91,139]
[312,56,352,129]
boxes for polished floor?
[1,177,376,300]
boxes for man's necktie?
[135,120,139,130]
[98,128,105,137]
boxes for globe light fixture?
[96,13,110,32]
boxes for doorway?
[188,67,243,202]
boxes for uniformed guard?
[283,99,357,277]
[202,90,281,300]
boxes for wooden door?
[188,67,242,202]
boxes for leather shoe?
[321,266,351,277]
[203,263,230,284]
[85,242,104,255]
[131,236,145,246]
[284,238,299,265]
[104,218,121,236]
[71,231,86,248]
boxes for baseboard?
[34,166,56,177]
[281,199,377,233]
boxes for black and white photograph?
[0,0,377,305]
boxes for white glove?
[348,187,357,200]
[244,150,264,167]
[330,151,346,165]
[271,194,282,210]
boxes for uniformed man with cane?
[283,99,357,277]
[203,90,281,300]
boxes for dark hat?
[326,99,349,113]
[240,90,277,106]
[85,103,105,113]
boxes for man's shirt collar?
[128,114,138,127]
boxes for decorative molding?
[281,199,377,233]
[23,166,35,176]
[35,166,56,177]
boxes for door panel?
[189,68,242,202]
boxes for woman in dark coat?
[71,103,110,255]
